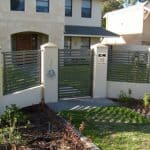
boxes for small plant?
[118,89,132,103]
[0,105,28,146]
[1,104,28,126]
[143,93,150,107]
[79,121,85,133]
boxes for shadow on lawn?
[60,106,150,136]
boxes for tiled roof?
[65,25,119,37]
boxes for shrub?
[143,93,150,107]
[118,89,132,103]
[0,105,28,145]
[0,104,28,126]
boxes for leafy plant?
[0,104,28,126]
[0,105,28,146]
[118,89,132,103]
[143,93,150,107]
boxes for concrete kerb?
[45,104,101,150]
[47,98,117,149]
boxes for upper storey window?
[11,0,25,11]
[82,0,92,18]
[36,0,49,13]
[65,0,72,16]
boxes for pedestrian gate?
[58,49,93,99]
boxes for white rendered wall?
[65,0,102,27]
[41,43,58,103]
[0,86,42,113]
[0,49,3,105]
[91,43,108,98]
[0,0,64,50]
[107,81,150,99]
[105,4,144,35]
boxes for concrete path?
[47,98,117,112]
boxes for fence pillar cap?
[91,43,107,50]
[41,42,58,50]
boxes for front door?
[15,34,37,51]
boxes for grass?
[59,107,150,150]
[59,64,92,97]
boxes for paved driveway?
[47,98,117,112]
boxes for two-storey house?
[0,0,117,52]
[64,0,117,49]
[0,0,64,51]
[103,1,150,45]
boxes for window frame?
[64,37,72,49]
[65,0,72,17]
[80,37,91,49]
[81,0,92,18]
[11,0,25,11]
[36,0,49,13]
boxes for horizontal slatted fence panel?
[3,50,41,95]
[108,50,150,83]
[58,49,93,99]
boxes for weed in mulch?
[19,104,85,149]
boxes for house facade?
[0,0,117,52]
[0,0,65,51]
[103,1,150,45]
[64,0,117,49]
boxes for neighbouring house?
[102,1,150,45]
[64,0,118,49]
[0,0,117,52]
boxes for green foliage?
[143,93,150,107]
[0,105,28,145]
[102,0,123,27]
[0,127,22,145]
[1,104,28,126]
[103,0,123,14]
[60,107,150,150]
[118,89,132,103]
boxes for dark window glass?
[65,0,72,16]
[11,0,25,11]
[64,37,72,49]
[82,0,92,18]
[81,37,90,49]
[36,0,49,13]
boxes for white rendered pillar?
[91,43,108,98]
[41,42,58,103]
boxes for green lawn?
[59,65,92,98]
[59,107,150,150]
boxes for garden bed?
[20,104,85,149]
[0,104,88,150]
[111,98,150,117]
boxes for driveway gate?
[58,49,93,99]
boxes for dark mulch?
[111,98,150,117]
[16,104,86,150]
